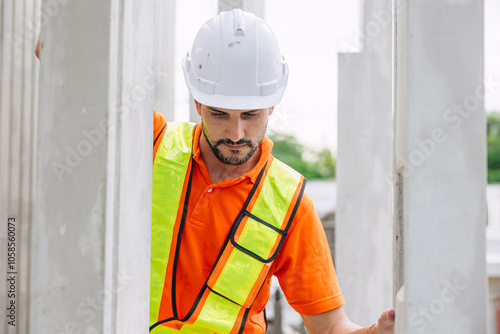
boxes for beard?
[201,120,267,166]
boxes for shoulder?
[154,110,166,129]
[153,110,167,161]
[290,192,318,230]
[273,189,345,315]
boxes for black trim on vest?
[245,178,307,312]
[238,178,307,334]
[154,122,167,147]
[229,211,283,264]
[229,178,307,264]
[170,157,194,319]
[242,210,287,235]
[208,286,243,306]
[172,122,197,319]
[206,164,266,291]
[170,124,198,319]
[242,178,308,314]
[150,317,176,331]
[286,179,307,234]
[228,165,267,238]
[243,165,267,209]
[237,308,251,334]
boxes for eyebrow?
[206,106,260,114]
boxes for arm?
[301,306,394,334]
[273,197,394,333]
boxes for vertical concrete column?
[154,0,175,120]
[31,0,154,333]
[0,0,40,332]
[336,0,393,326]
[218,0,265,18]
[394,1,487,332]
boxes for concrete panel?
[0,0,40,332]
[31,0,154,332]
[1,3,16,333]
[154,0,175,120]
[394,0,487,332]
[0,2,15,330]
[336,0,393,326]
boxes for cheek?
[203,119,226,140]
[244,119,267,141]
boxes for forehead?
[204,105,261,114]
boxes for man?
[36,9,394,334]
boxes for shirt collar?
[191,122,274,185]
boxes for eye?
[243,113,258,118]
[212,112,227,117]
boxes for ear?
[194,100,202,116]
[268,106,275,116]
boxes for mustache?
[215,138,253,147]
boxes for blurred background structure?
[1,0,500,333]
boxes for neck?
[199,132,261,183]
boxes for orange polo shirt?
[153,111,344,333]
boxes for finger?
[35,33,41,59]
[378,308,395,330]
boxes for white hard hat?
[182,9,289,110]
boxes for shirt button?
[207,188,213,193]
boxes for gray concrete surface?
[31,0,154,332]
[393,0,487,332]
[336,0,394,326]
[0,0,40,333]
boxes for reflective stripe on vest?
[150,122,305,333]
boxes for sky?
[173,0,500,154]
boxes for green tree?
[488,111,500,183]
[269,134,336,180]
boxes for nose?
[226,117,244,143]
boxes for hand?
[35,32,41,59]
[375,308,394,334]
[302,306,394,334]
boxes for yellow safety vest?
[150,122,305,333]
